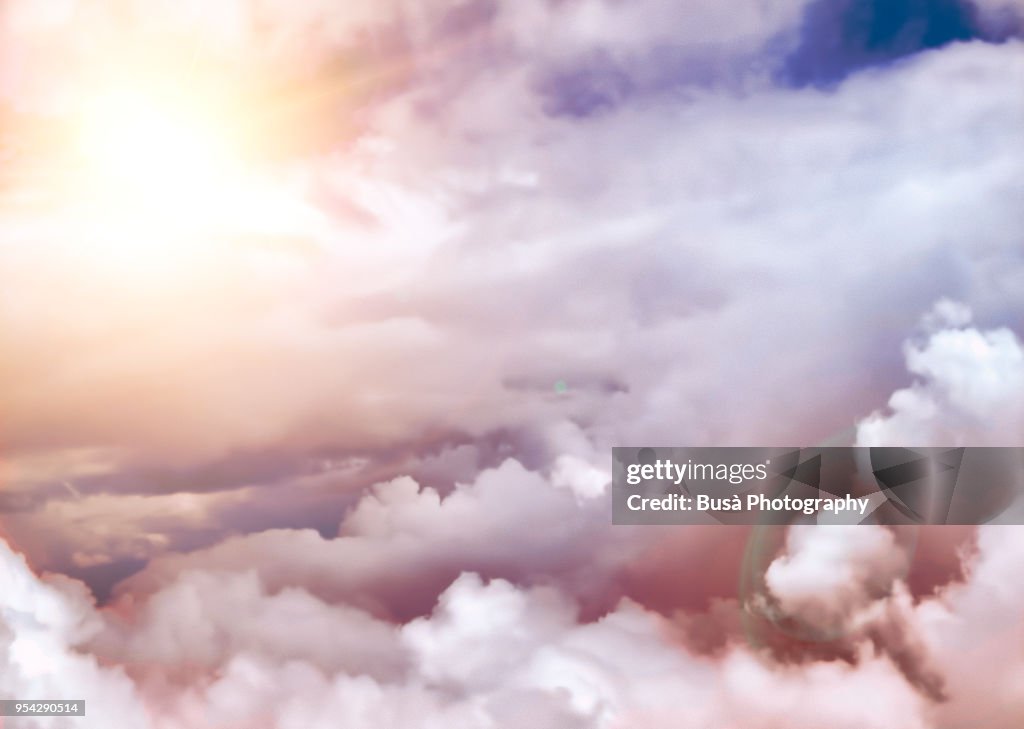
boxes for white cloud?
[857,301,1024,446]
[912,526,1024,723]
[1,11,1020,476]
[0,534,940,729]
[0,544,150,728]
[765,525,909,634]
[113,456,628,620]
[4,512,1024,728]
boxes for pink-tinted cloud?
[0,3,1021,727]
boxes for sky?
[0,1,1022,727]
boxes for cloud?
[760,524,948,700]
[912,526,1024,724]
[857,300,1024,446]
[94,569,407,681]
[0,5,1021,728]
[0,543,150,727]
[765,525,909,633]
[111,455,628,621]
[3,36,1020,488]
[973,0,1024,34]
[2,528,1006,729]
[0,453,1021,728]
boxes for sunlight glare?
[77,87,243,226]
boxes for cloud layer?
[0,1,1021,727]
[2,509,1022,726]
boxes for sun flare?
[77,87,243,222]
[30,69,329,266]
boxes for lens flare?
[77,86,241,225]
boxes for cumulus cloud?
[857,300,1024,446]
[765,525,909,633]
[108,455,628,621]
[912,526,1024,724]
[0,544,150,728]
[0,413,1018,728]
[7,522,1024,728]
[759,524,948,700]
